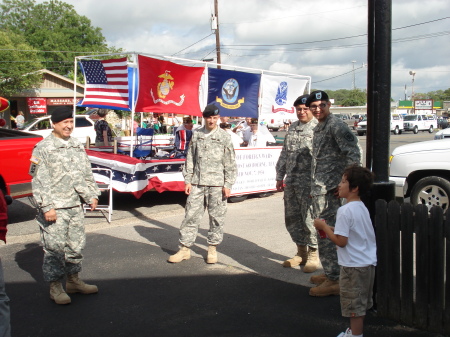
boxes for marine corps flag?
[207,68,261,118]
[135,55,204,115]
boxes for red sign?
[47,97,80,106]
[27,97,47,114]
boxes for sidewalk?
[0,194,440,337]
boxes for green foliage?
[414,89,450,101]
[0,30,43,96]
[0,0,122,77]
[317,88,367,106]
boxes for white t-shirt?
[334,201,377,267]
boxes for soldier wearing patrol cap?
[168,104,237,264]
[275,94,319,273]
[306,90,362,297]
[29,106,100,305]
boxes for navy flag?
[207,68,261,118]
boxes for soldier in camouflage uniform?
[168,105,237,264]
[276,94,319,273]
[306,90,361,297]
[30,106,100,305]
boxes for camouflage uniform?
[276,118,318,248]
[311,114,361,281]
[179,126,237,247]
[30,133,100,282]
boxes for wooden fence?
[375,200,450,335]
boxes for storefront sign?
[415,99,433,110]
[27,97,47,114]
[47,98,80,106]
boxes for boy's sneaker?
[336,328,352,337]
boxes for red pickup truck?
[0,128,43,204]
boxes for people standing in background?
[15,111,25,129]
[94,109,113,147]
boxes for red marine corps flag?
[135,55,204,115]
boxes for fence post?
[428,206,444,332]
[375,199,388,315]
[400,203,414,326]
[444,208,450,335]
[415,204,430,330]
[387,200,401,320]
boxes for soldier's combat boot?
[66,273,98,294]
[50,281,71,305]
[206,245,218,264]
[309,278,340,297]
[309,273,327,285]
[282,245,307,268]
[303,247,320,273]
[168,246,191,263]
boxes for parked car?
[0,128,43,202]
[261,119,284,131]
[389,138,450,211]
[402,114,437,134]
[19,114,96,144]
[434,126,450,140]
[437,116,449,129]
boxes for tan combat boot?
[50,281,71,305]
[309,278,340,297]
[282,245,307,268]
[309,273,327,285]
[66,273,98,294]
[168,246,191,263]
[206,245,218,264]
[303,247,320,273]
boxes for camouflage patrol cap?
[293,94,310,106]
[305,90,329,107]
[51,106,73,124]
[203,104,220,117]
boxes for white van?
[403,114,437,134]
[355,114,404,136]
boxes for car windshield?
[19,118,43,130]
[403,115,417,121]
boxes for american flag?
[79,57,130,110]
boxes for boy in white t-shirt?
[314,165,376,337]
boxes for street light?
[409,70,416,101]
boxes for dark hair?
[343,164,374,196]
[97,109,108,117]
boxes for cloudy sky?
[39,0,450,101]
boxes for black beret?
[51,106,73,124]
[203,104,220,117]
[293,94,310,106]
[305,90,329,107]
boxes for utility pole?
[213,0,221,68]
[351,60,357,90]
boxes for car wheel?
[258,192,273,198]
[228,195,248,203]
[410,176,450,212]
[272,128,279,132]
[357,131,364,136]
[393,126,399,135]
[413,126,418,134]
[428,126,433,133]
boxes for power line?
[171,33,214,56]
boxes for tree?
[0,30,43,97]
[414,89,450,101]
[319,88,367,106]
[0,0,122,76]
